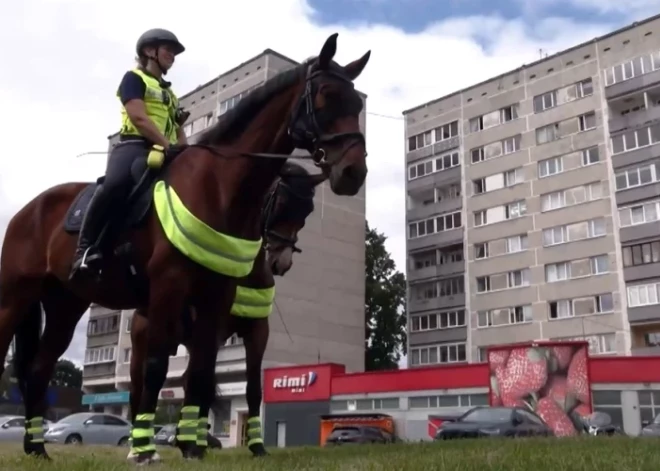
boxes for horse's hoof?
[133,451,161,466]
[24,443,50,460]
[250,443,269,457]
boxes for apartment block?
[82,48,367,446]
[403,14,660,368]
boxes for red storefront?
[261,343,660,447]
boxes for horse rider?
[69,28,190,281]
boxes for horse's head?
[261,163,325,276]
[288,33,371,196]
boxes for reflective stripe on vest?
[153,180,262,278]
[118,68,179,144]
[176,406,199,443]
[231,285,275,318]
[25,416,45,444]
[130,413,156,454]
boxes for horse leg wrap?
[196,416,209,448]
[247,416,267,456]
[177,405,200,446]
[130,413,156,457]
[23,416,48,458]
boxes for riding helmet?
[136,28,186,56]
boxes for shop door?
[239,412,249,447]
[276,421,286,448]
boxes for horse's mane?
[196,59,311,146]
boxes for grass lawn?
[0,437,659,470]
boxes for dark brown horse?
[128,162,322,460]
[0,32,369,463]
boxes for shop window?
[592,390,624,429]
[639,390,660,424]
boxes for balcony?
[408,166,461,194]
[631,346,660,356]
[407,198,462,222]
[628,306,660,324]
[606,68,660,101]
[624,262,660,283]
[408,293,466,313]
[408,261,464,282]
[609,87,660,134]
[408,227,463,252]
[406,136,460,163]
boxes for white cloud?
[0,0,635,364]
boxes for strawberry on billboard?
[488,341,592,437]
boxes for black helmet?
[136,28,185,57]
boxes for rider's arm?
[176,126,188,145]
[118,71,171,149]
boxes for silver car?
[44,412,131,446]
[0,415,53,442]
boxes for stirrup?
[79,246,102,270]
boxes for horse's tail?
[13,301,43,390]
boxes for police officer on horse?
[69,28,190,281]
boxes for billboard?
[488,341,592,437]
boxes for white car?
[0,415,53,442]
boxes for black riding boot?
[68,186,111,280]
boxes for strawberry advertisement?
[488,341,592,437]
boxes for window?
[503,135,521,154]
[615,162,659,191]
[355,397,400,410]
[591,390,623,429]
[627,282,660,308]
[436,184,461,202]
[536,123,559,144]
[475,243,488,259]
[538,157,563,178]
[84,346,116,365]
[559,334,616,355]
[576,78,593,98]
[582,146,600,166]
[506,235,528,253]
[410,310,466,332]
[409,394,488,409]
[123,348,131,363]
[618,201,660,228]
[408,130,433,151]
[474,210,487,227]
[411,277,465,301]
[434,120,459,142]
[611,123,660,154]
[543,218,606,246]
[87,314,120,336]
[125,315,132,333]
[410,343,467,366]
[605,50,660,86]
[474,234,528,259]
[408,211,462,239]
[639,391,660,427]
[218,84,260,116]
[407,151,460,180]
[190,113,213,135]
[545,255,608,282]
[471,135,521,164]
[469,105,519,132]
[548,294,613,319]
[533,91,556,113]
[541,191,564,211]
[478,305,532,327]
[504,168,523,187]
[506,201,527,219]
[476,269,530,293]
[622,242,660,267]
[541,182,601,212]
[578,112,596,131]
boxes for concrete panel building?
[403,14,660,367]
[81,49,367,447]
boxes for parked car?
[640,413,660,437]
[0,415,53,442]
[574,411,623,436]
[434,406,553,439]
[325,425,394,445]
[154,423,222,449]
[44,412,131,446]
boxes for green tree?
[50,359,82,389]
[365,222,407,371]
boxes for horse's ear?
[343,50,371,81]
[318,33,338,69]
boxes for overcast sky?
[0,0,656,366]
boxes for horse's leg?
[242,318,270,457]
[126,309,147,460]
[177,290,231,460]
[130,275,185,465]
[21,279,88,459]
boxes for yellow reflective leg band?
[25,416,45,444]
[177,405,199,443]
[130,413,156,454]
[247,416,263,447]
[196,416,208,447]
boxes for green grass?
[1,437,660,470]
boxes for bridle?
[242,61,366,171]
[261,178,315,254]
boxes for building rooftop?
[402,12,660,115]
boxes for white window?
[536,123,559,144]
[407,212,462,239]
[611,124,660,154]
[508,269,530,288]
[534,91,556,112]
[590,255,609,275]
[576,78,593,98]
[500,105,519,123]
[410,343,467,366]
[549,294,613,320]
[538,157,563,178]
[506,235,528,253]
[618,201,660,228]
[475,243,488,259]
[125,316,132,333]
[578,112,596,131]
[474,211,487,227]
[542,191,565,211]
[548,299,573,319]
[471,147,485,163]
[546,218,606,246]
[123,348,131,363]
[582,146,600,166]
[504,168,524,186]
[546,262,570,282]
[408,130,433,151]
[615,163,658,191]
[510,305,533,324]
[478,305,532,327]
[627,283,660,308]
[506,201,527,219]
[543,226,566,246]
[503,135,521,154]
[434,121,459,142]
[84,346,116,365]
